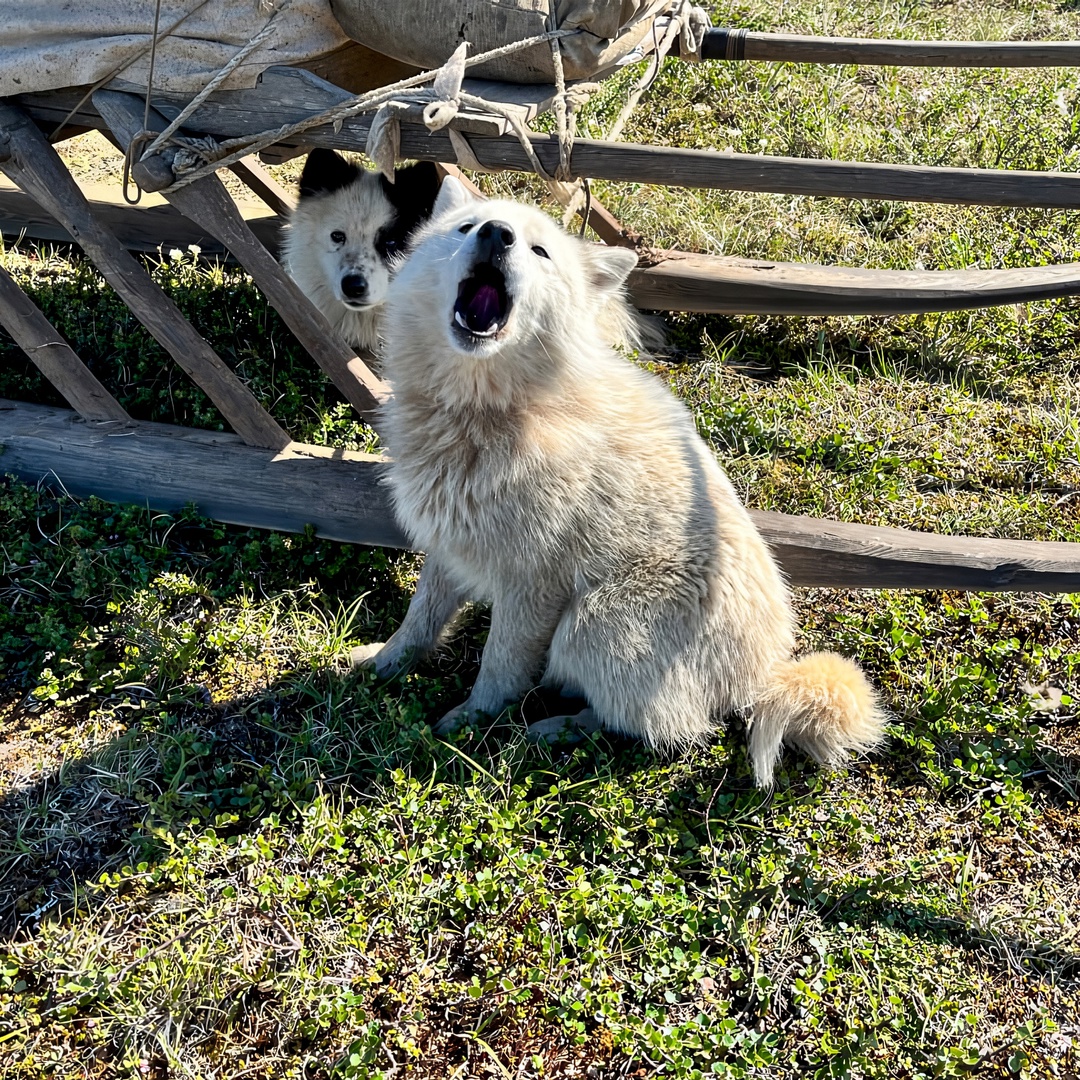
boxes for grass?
[2,0,1080,1075]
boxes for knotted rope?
[126,0,711,214]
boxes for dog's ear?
[298,148,362,199]
[579,243,638,295]
[430,175,477,219]
[382,161,443,219]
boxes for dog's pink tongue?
[466,284,501,330]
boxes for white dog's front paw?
[350,642,386,670]
[434,702,485,735]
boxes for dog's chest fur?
[382,364,726,608]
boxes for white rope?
[143,0,294,159]
[146,29,583,190]
[136,1,709,206]
[557,1,703,226]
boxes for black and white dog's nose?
[475,220,515,261]
[341,273,368,300]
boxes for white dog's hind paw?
[526,708,602,745]
[350,642,386,669]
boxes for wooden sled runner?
[1,15,1080,590]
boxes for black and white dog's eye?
[331,230,346,244]
[531,245,550,259]
[458,223,474,234]
[382,238,400,255]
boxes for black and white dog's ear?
[431,174,477,219]
[382,161,443,219]
[297,148,362,199]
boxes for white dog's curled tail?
[749,652,886,788]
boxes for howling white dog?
[282,148,441,351]
[353,179,885,787]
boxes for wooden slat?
[0,263,130,422]
[0,102,289,450]
[578,195,639,249]
[443,136,1080,211]
[23,72,1080,209]
[3,397,1079,592]
[9,178,1080,315]
[92,66,1080,208]
[751,511,1080,591]
[95,90,386,422]
[227,155,295,216]
[701,29,1080,68]
[0,398,405,548]
[627,249,1080,315]
[0,176,281,257]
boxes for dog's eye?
[458,223,474,234]
[330,230,346,244]
[531,245,550,259]
[381,237,401,256]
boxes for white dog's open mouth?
[453,264,513,342]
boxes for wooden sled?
[1,32,1079,589]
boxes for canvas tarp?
[0,0,350,98]
[330,0,672,84]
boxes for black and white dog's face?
[283,149,441,347]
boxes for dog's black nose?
[340,273,368,300]
[475,220,515,261]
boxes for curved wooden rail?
[2,398,1079,592]
[7,175,1080,317]
[702,29,1080,68]
[20,68,1080,210]
[630,250,1080,316]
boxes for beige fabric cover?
[329,0,670,84]
[0,0,350,98]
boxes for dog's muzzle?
[453,220,515,340]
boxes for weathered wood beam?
[3,398,1079,592]
[0,264,130,422]
[114,66,1080,210]
[415,134,1080,211]
[750,511,1080,591]
[626,249,1080,315]
[8,175,1080,315]
[701,29,1080,67]
[227,155,295,217]
[0,398,407,549]
[0,178,281,256]
[95,90,387,422]
[24,70,1080,209]
[0,101,289,450]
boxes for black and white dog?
[282,148,442,351]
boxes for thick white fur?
[359,179,886,786]
[282,170,397,351]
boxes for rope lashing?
[134,28,585,194]
[127,1,711,210]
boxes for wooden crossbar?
[9,178,1080,316]
[2,397,1079,593]
[95,90,387,422]
[0,263,130,422]
[0,102,289,450]
[0,175,281,256]
[21,68,1080,212]
[701,30,1080,68]
[25,65,1080,211]
[626,250,1080,315]
[226,156,295,217]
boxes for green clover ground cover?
[2,1,1080,1075]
